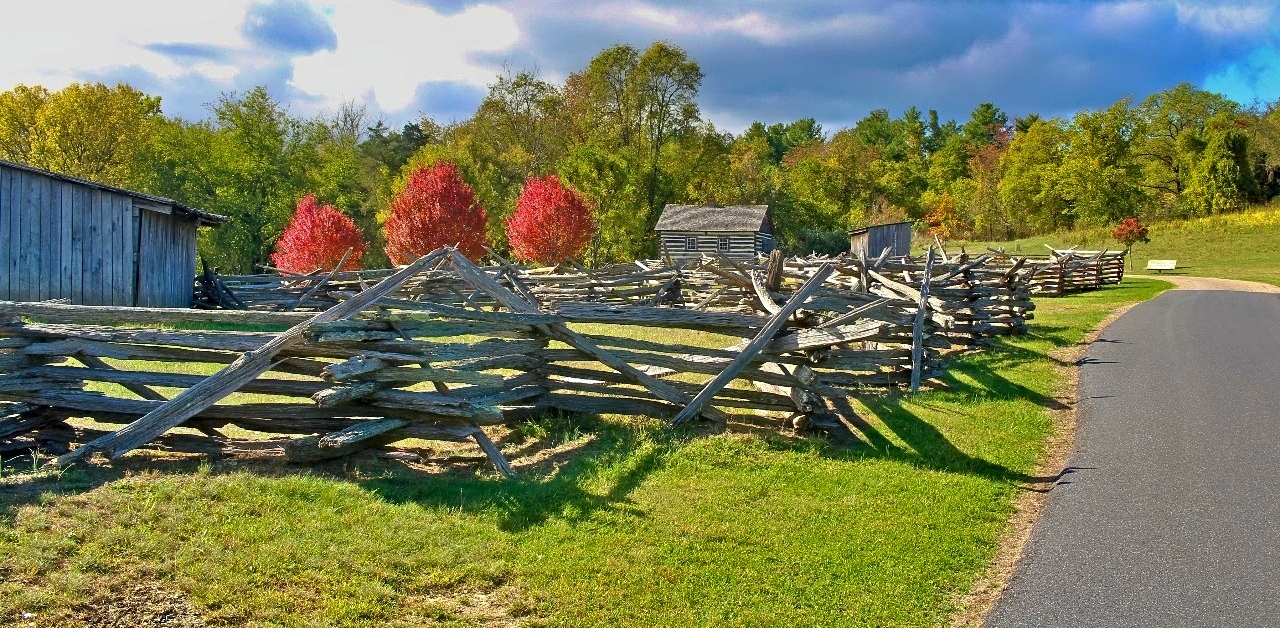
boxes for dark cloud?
[494,0,1279,131]
[243,0,338,54]
[88,61,303,122]
[403,80,488,123]
[144,42,232,62]
[69,0,1280,136]
[404,0,480,17]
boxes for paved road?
[986,288,1280,627]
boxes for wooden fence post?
[910,248,935,394]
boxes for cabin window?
[685,236,698,251]
[717,236,731,252]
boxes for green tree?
[141,87,312,273]
[448,70,571,249]
[741,118,823,164]
[565,42,704,238]
[1055,99,1147,226]
[1135,83,1240,208]
[1183,128,1258,215]
[0,84,49,164]
[0,82,162,187]
[1244,99,1280,199]
[557,145,647,264]
[997,119,1071,233]
[306,101,390,267]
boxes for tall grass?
[955,201,1280,287]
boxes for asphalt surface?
[986,288,1280,627]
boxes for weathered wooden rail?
[198,250,1036,339]
[2,247,1038,474]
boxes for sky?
[2,0,1278,134]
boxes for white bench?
[1146,259,1177,273]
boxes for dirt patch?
[4,581,208,628]
[1130,274,1280,293]
[947,301,1144,628]
[404,585,536,627]
[76,582,208,628]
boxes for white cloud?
[0,0,518,118]
[290,1,520,113]
[1088,1,1162,32]
[584,2,791,44]
[0,0,254,87]
[1174,2,1273,36]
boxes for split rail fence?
[3,247,1038,474]
[983,247,1126,296]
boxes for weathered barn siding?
[1,165,135,305]
[135,208,199,307]
[0,160,222,307]
[850,222,913,258]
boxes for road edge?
[946,299,1146,628]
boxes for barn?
[0,160,225,307]
[849,221,913,259]
[654,204,775,262]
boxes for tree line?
[2,42,1278,272]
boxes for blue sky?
[2,0,1277,133]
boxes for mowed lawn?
[957,201,1280,288]
[0,279,1169,627]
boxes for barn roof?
[848,221,913,236]
[0,159,226,226]
[654,204,771,233]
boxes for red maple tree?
[1112,217,1150,248]
[384,162,489,263]
[506,175,596,265]
[270,194,367,273]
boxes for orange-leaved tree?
[270,194,367,273]
[384,161,489,263]
[1112,216,1150,269]
[506,175,596,265]
[1112,216,1150,249]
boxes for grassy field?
[0,279,1170,627]
[952,201,1280,287]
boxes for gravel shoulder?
[1128,273,1280,293]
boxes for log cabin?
[654,204,775,262]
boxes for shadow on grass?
[1,312,1104,532]
[359,421,670,532]
[0,452,196,525]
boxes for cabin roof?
[654,204,771,233]
[0,159,226,226]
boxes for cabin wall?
[658,231,771,262]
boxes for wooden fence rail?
[2,247,1038,473]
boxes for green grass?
[0,278,1171,627]
[952,201,1280,287]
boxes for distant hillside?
[950,202,1280,288]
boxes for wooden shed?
[849,221,913,259]
[0,160,224,307]
[654,204,775,262]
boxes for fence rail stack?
[984,247,1126,297]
